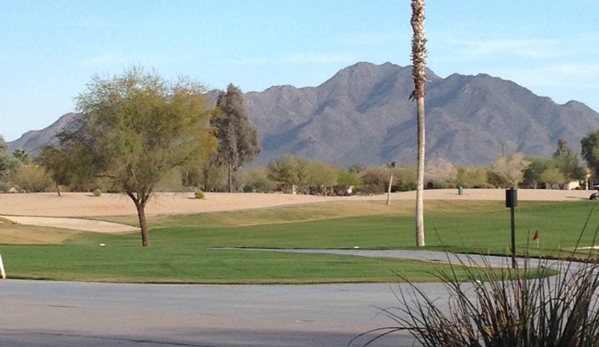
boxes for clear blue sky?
[1,1,598,142]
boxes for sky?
[1,0,598,142]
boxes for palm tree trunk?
[411,0,427,247]
[415,97,426,247]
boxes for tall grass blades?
[352,256,599,347]
[352,254,599,346]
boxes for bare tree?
[411,0,427,247]
[490,153,531,188]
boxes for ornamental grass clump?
[353,213,599,347]
[353,256,599,347]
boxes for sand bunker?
[0,189,594,233]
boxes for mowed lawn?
[0,199,598,283]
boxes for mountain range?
[9,62,599,167]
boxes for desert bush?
[335,170,361,196]
[394,164,417,192]
[12,165,53,192]
[244,176,276,193]
[399,181,417,191]
[241,168,276,193]
[194,190,205,199]
[474,183,496,189]
[359,167,388,195]
[456,166,490,188]
[425,180,455,189]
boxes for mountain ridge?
[9,62,599,167]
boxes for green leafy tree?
[294,158,313,194]
[267,154,299,193]
[552,138,583,183]
[522,157,552,189]
[200,163,229,192]
[40,67,217,247]
[38,142,95,195]
[305,161,338,196]
[581,130,599,179]
[0,136,19,191]
[540,167,566,189]
[212,84,261,192]
[266,155,338,195]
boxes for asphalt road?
[0,279,431,347]
[0,251,543,347]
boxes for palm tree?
[411,0,427,247]
[386,161,396,205]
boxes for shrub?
[358,167,388,195]
[12,165,54,192]
[399,181,417,191]
[194,190,205,199]
[243,176,276,193]
[93,189,102,197]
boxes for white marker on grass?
[0,254,6,279]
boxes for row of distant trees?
[0,136,591,196]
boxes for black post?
[505,188,517,269]
[510,202,516,269]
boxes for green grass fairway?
[0,199,597,283]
